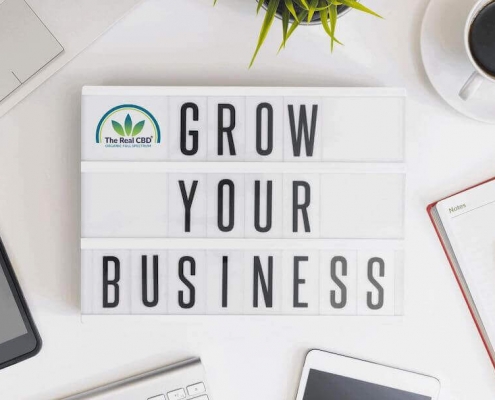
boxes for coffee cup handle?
[459,71,484,100]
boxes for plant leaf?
[282,7,289,48]
[299,0,309,9]
[278,9,308,51]
[284,0,299,21]
[339,0,382,18]
[307,0,318,22]
[320,6,333,46]
[124,114,132,136]
[132,120,145,136]
[314,4,331,11]
[320,5,342,51]
[292,0,307,7]
[319,2,342,51]
[250,0,280,68]
[295,0,328,11]
[329,4,340,49]
[112,120,125,136]
[257,0,265,14]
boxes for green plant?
[214,0,382,67]
[112,114,145,137]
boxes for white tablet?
[296,350,440,400]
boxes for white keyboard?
[63,358,211,400]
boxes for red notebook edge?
[427,176,495,370]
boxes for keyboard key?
[167,388,186,400]
[148,396,165,400]
[187,382,206,396]
[191,396,208,400]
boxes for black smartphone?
[0,237,41,370]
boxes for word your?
[173,176,316,236]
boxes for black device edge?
[0,237,42,371]
[299,349,441,395]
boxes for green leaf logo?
[124,114,132,136]
[111,120,125,136]
[112,114,146,137]
[132,120,145,136]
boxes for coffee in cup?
[459,0,495,100]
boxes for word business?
[81,249,401,315]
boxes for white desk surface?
[0,0,494,399]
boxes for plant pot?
[261,1,351,24]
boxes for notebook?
[428,177,495,368]
[81,86,406,317]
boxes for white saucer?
[421,0,495,123]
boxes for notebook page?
[438,181,495,347]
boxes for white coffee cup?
[459,0,495,101]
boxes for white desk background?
[0,0,493,399]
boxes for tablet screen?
[0,267,27,344]
[303,369,432,400]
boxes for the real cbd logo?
[95,104,161,148]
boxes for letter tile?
[244,174,283,238]
[207,97,245,160]
[167,250,207,314]
[283,174,320,238]
[245,97,283,161]
[319,251,358,315]
[168,173,207,237]
[243,250,282,315]
[131,251,168,314]
[92,250,131,314]
[281,250,319,315]
[168,97,208,160]
[206,250,244,314]
[283,97,322,161]
[357,250,395,315]
[207,174,245,238]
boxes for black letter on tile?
[222,256,229,308]
[179,180,198,232]
[293,256,308,308]
[218,104,236,155]
[367,257,385,310]
[103,256,120,308]
[218,179,235,232]
[330,256,348,309]
[142,255,159,308]
[253,256,273,308]
[178,256,196,309]
[288,104,318,157]
[292,181,311,232]
[180,102,199,156]
[254,180,273,233]
[256,102,273,156]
